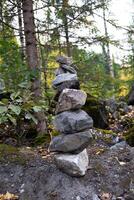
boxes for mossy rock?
[83,94,108,129]
[0,144,28,165]
[124,126,134,146]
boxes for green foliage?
[72,47,121,98]
[0,27,28,91]
[0,88,49,126]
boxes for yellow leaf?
[0,192,18,200]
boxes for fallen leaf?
[100,192,112,200]
[0,192,18,200]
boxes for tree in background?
[22,0,47,136]
[101,0,114,78]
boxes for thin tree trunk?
[62,0,71,57]
[0,1,3,31]
[102,2,114,78]
[17,0,25,61]
[22,0,47,135]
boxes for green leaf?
[18,81,28,88]
[1,98,9,105]
[0,106,8,114]
[33,106,42,112]
[0,78,5,90]
[9,105,21,115]
[10,91,20,100]
[0,101,5,105]
[25,113,38,124]
[7,114,16,125]
[16,98,23,103]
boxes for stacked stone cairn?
[49,56,93,177]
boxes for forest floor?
[0,139,133,200]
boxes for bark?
[0,1,4,31]
[22,0,47,135]
[102,2,114,78]
[62,0,71,57]
[17,0,25,61]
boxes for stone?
[128,84,134,105]
[49,130,93,153]
[56,56,73,65]
[56,80,80,94]
[56,89,87,114]
[53,110,93,134]
[54,149,89,177]
[52,73,78,89]
[53,80,80,102]
[110,141,127,151]
[55,67,65,76]
[61,64,77,74]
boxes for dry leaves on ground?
[0,192,18,200]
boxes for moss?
[51,129,60,137]
[0,144,27,165]
[124,126,134,146]
[83,94,108,128]
[0,144,18,155]
[97,129,115,135]
[34,134,51,145]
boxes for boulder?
[56,89,87,114]
[83,94,108,129]
[128,84,134,105]
[52,73,78,89]
[54,149,89,177]
[56,56,73,65]
[53,110,93,134]
[49,130,93,153]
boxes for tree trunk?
[62,0,71,57]
[0,0,4,32]
[102,2,114,78]
[22,0,47,135]
[17,0,25,61]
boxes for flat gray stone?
[54,149,89,177]
[56,89,87,114]
[53,110,93,134]
[52,73,78,88]
[56,80,80,93]
[61,64,77,74]
[49,130,93,153]
[56,56,73,65]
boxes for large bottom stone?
[54,149,89,177]
[49,130,93,153]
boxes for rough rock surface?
[56,55,73,65]
[53,110,93,134]
[52,73,78,88]
[56,89,87,114]
[54,149,89,177]
[55,67,65,76]
[55,80,80,95]
[61,64,77,74]
[49,130,93,153]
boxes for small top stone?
[56,56,73,65]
